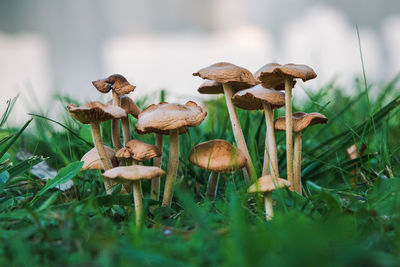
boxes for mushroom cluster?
[68,61,328,224]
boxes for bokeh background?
[0,0,399,121]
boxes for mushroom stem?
[262,137,270,176]
[264,192,273,221]
[222,83,256,183]
[121,117,131,145]
[111,91,122,151]
[132,180,143,227]
[294,131,303,195]
[206,172,219,200]
[151,133,163,202]
[90,122,113,194]
[162,129,179,207]
[263,103,279,180]
[284,77,294,190]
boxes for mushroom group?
[67,60,328,225]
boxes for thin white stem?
[91,122,113,194]
[132,180,143,227]
[111,91,122,151]
[263,103,279,180]
[264,192,274,221]
[151,133,163,202]
[262,133,270,176]
[161,129,179,207]
[222,83,256,183]
[294,132,303,195]
[284,77,294,190]
[121,117,131,145]
[206,172,219,200]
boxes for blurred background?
[0,0,399,121]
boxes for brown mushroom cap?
[247,175,290,193]
[107,95,141,118]
[193,62,256,90]
[254,63,316,89]
[92,74,136,95]
[115,139,161,161]
[81,146,117,170]
[135,101,207,135]
[232,84,285,110]
[103,165,165,181]
[67,102,127,124]
[189,139,246,173]
[274,112,328,133]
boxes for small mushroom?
[103,165,166,227]
[255,63,317,190]
[189,139,246,200]
[275,112,328,194]
[248,175,290,220]
[81,146,118,171]
[93,74,136,151]
[232,85,285,179]
[67,101,127,194]
[116,139,161,163]
[136,101,207,207]
[193,62,257,183]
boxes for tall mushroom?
[248,175,290,220]
[232,85,285,179]
[107,95,141,145]
[103,165,165,227]
[193,62,257,182]
[275,112,328,194]
[92,74,136,151]
[67,102,127,194]
[189,139,247,200]
[136,101,207,207]
[255,63,317,190]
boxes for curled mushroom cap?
[248,175,291,193]
[189,139,247,173]
[135,101,207,135]
[103,165,165,181]
[274,112,328,133]
[255,63,316,89]
[92,74,136,95]
[116,139,161,161]
[81,146,117,170]
[107,95,141,118]
[67,102,127,124]
[232,84,285,110]
[193,62,256,90]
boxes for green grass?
[1,76,400,266]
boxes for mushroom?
[116,139,161,164]
[92,74,136,151]
[274,112,328,194]
[103,165,165,227]
[248,175,290,220]
[254,63,317,190]
[188,139,247,200]
[193,62,257,182]
[107,95,141,145]
[136,101,207,207]
[67,101,127,194]
[81,146,118,171]
[232,85,285,179]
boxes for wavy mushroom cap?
[193,62,256,90]
[107,95,141,118]
[255,63,316,89]
[274,112,328,133]
[248,175,290,193]
[115,139,161,161]
[135,101,207,135]
[189,139,246,173]
[232,85,285,110]
[81,146,117,171]
[103,165,166,181]
[67,102,127,124]
[92,74,136,95]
